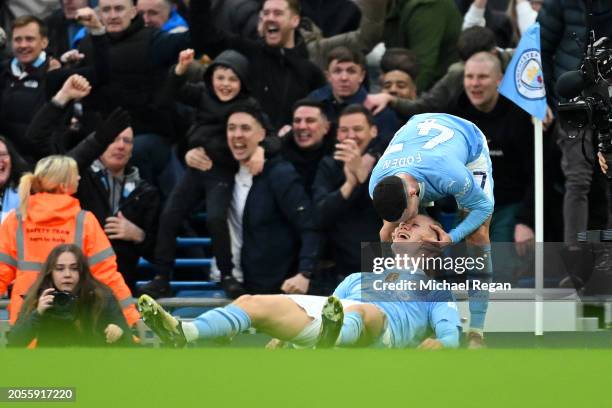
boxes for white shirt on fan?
[210,165,252,282]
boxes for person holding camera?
[7,244,131,347]
[0,155,139,327]
[538,0,612,246]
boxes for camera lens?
[52,291,72,307]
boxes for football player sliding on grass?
[138,214,461,349]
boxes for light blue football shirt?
[369,113,494,243]
[333,272,461,348]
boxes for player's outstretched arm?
[446,168,493,243]
[417,338,444,350]
[432,320,460,348]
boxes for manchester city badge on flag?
[498,22,547,120]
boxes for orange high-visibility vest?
[0,193,139,326]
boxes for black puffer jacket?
[0,58,51,156]
[78,15,190,139]
[189,0,326,131]
[165,50,280,171]
[210,0,261,39]
[538,0,612,106]
[165,50,254,171]
[281,131,334,197]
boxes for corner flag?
[498,23,547,120]
[499,23,548,336]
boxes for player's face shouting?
[392,215,436,243]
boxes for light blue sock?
[336,311,364,346]
[468,244,492,331]
[191,304,252,340]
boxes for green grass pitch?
[1,347,610,408]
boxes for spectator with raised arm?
[45,0,90,58]
[311,104,381,291]
[75,0,192,191]
[365,27,515,120]
[26,74,160,292]
[141,49,277,299]
[189,0,326,131]
[461,0,513,48]
[0,155,139,327]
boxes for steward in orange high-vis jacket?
[0,156,139,326]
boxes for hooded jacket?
[189,0,326,131]
[165,49,253,170]
[165,50,281,170]
[0,193,139,326]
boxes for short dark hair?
[263,0,301,15]
[326,46,366,70]
[226,100,272,132]
[292,99,327,119]
[12,15,47,37]
[339,104,375,127]
[380,48,419,79]
[372,176,408,222]
[457,26,496,61]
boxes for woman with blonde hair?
[0,155,139,326]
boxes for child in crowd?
[141,49,278,299]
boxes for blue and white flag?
[498,23,547,120]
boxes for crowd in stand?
[0,0,610,346]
